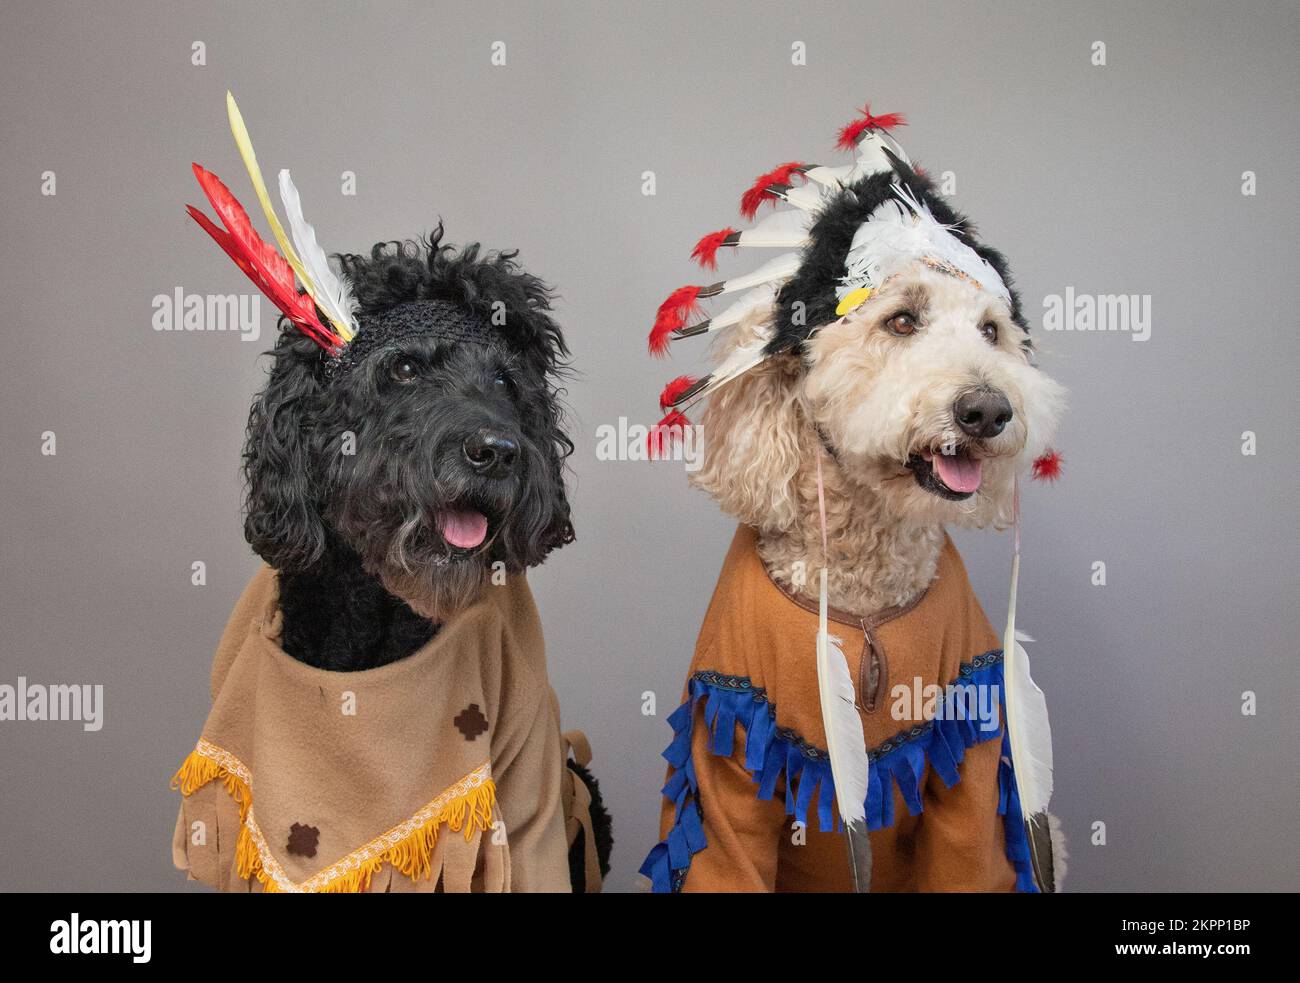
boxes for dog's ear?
[690,315,806,533]
[242,328,329,571]
[488,265,575,557]
[516,308,577,558]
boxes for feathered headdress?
[647,104,1022,416]
[648,102,1060,891]
[187,92,358,356]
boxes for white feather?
[801,131,912,189]
[801,163,856,188]
[716,251,801,295]
[733,208,811,248]
[1001,552,1055,817]
[697,284,777,336]
[680,256,799,402]
[278,169,358,340]
[816,567,870,829]
[838,184,1011,305]
[680,333,771,407]
[776,181,830,212]
[845,129,912,182]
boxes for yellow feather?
[225,92,352,340]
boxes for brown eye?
[390,358,418,384]
[980,321,999,345]
[885,312,916,336]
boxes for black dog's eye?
[494,372,517,396]
[885,312,917,336]
[980,321,999,345]
[390,358,419,384]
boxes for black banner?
[5,892,1282,969]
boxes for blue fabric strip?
[638,651,1040,893]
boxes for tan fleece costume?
[641,525,1035,892]
[171,566,571,893]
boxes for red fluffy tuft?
[835,105,907,151]
[1031,449,1064,482]
[690,228,736,270]
[658,375,698,412]
[739,162,807,219]
[647,409,692,459]
[648,285,703,356]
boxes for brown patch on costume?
[455,703,489,741]
[286,822,319,858]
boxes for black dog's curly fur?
[565,760,614,891]
[240,227,609,891]
[770,153,1024,356]
[243,224,574,670]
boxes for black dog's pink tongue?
[933,452,983,493]
[438,509,488,549]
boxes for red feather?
[191,164,297,297]
[739,162,807,220]
[659,375,698,411]
[835,105,907,151]
[188,164,342,352]
[1031,449,1063,482]
[186,206,339,352]
[647,409,691,459]
[648,285,703,356]
[690,228,736,270]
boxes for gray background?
[1,0,1296,892]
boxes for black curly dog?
[241,225,610,887]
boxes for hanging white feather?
[1001,550,1054,817]
[278,169,358,341]
[1001,477,1055,893]
[816,569,872,876]
[813,453,871,891]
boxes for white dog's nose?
[954,388,1013,439]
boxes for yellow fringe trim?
[170,741,251,822]
[173,739,495,893]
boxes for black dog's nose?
[463,431,519,477]
[953,388,1013,439]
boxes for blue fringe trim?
[998,727,1040,893]
[639,650,1040,893]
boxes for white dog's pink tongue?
[933,453,983,493]
[439,509,488,549]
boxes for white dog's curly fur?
[692,261,1065,616]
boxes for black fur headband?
[324,300,497,379]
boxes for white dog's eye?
[980,321,998,345]
[885,312,916,336]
